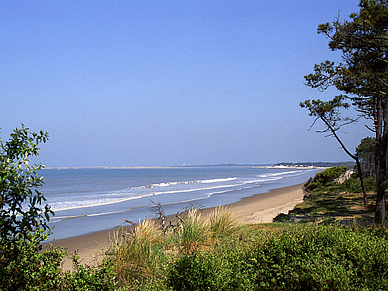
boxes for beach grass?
[9,169,388,290]
[172,208,211,254]
[101,186,388,291]
[107,219,166,286]
[98,170,388,290]
[209,206,240,239]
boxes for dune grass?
[5,168,386,290]
[102,174,388,290]
[107,219,166,287]
[104,206,242,289]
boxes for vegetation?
[1,128,387,290]
[356,137,376,178]
[275,176,377,225]
[105,202,388,290]
[4,1,388,286]
[98,167,387,290]
[302,166,349,193]
[275,161,355,168]
[0,126,116,290]
[301,0,388,223]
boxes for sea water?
[40,166,321,240]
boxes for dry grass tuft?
[172,208,211,255]
[209,206,240,238]
[107,219,164,284]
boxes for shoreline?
[46,183,305,270]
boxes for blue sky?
[1,1,370,167]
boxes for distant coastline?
[274,161,356,168]
[44,161,353,171]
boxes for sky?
[1,0,371,167]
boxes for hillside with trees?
[2,1,388,290]
[301,0,388,223]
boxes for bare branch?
[308,117,320,131]
[366,124,376,132]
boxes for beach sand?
[47,183,304,271]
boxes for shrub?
[245,225,388,290]
[168,253,218,290]
[166,224,388,291]
[304,166,348,192]
[0,125,51,245]
[0,229,66,290]
[61,254,116,291]
[342,176,377,193]
[0,126,117,290]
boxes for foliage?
[0,126,117,290]
[356,137,376,177]
[246,225,388,290]
[168,253,219,290]
[61,255,117,291]
[105,207,240,289]
[166,225,388,290]
[0,125,54,289]
[0,229,65,290]
[0,230,117,290]
[275,177,377,224]
[342,176,377,193]
[103,199,388,290]
[303,166,348,192]
[0,125,51,245]
[302,0,388,222]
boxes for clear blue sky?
[1,0,370,167]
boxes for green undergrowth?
[168,224,388,291]
[0,229,117,291]
[103,168,388,290]
[107,221,388,290]
[5,168,388,290]
[274,170,377,225]
[103,203,388,290]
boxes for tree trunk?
[374,81,387,224]
[375,146,386,223]
[356,157,368,206]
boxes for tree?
[357,137,376,177]
[0,125,116,291]
[302,0,388,223]
[300,97,368,206]
[0,124,51,244]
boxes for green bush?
[341,176,377,193]
[61,255,117,291]
[0,230,65,291]
[166,225,388,291]
[304,166,349,192]
[168,253,218,290]
[0,126,117,290]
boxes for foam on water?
[41,166,320,239]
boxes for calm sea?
[40,166,320,240]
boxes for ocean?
[40,166,321,240]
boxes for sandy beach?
[47,183,304,270]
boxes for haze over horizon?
[1,1,371,167]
